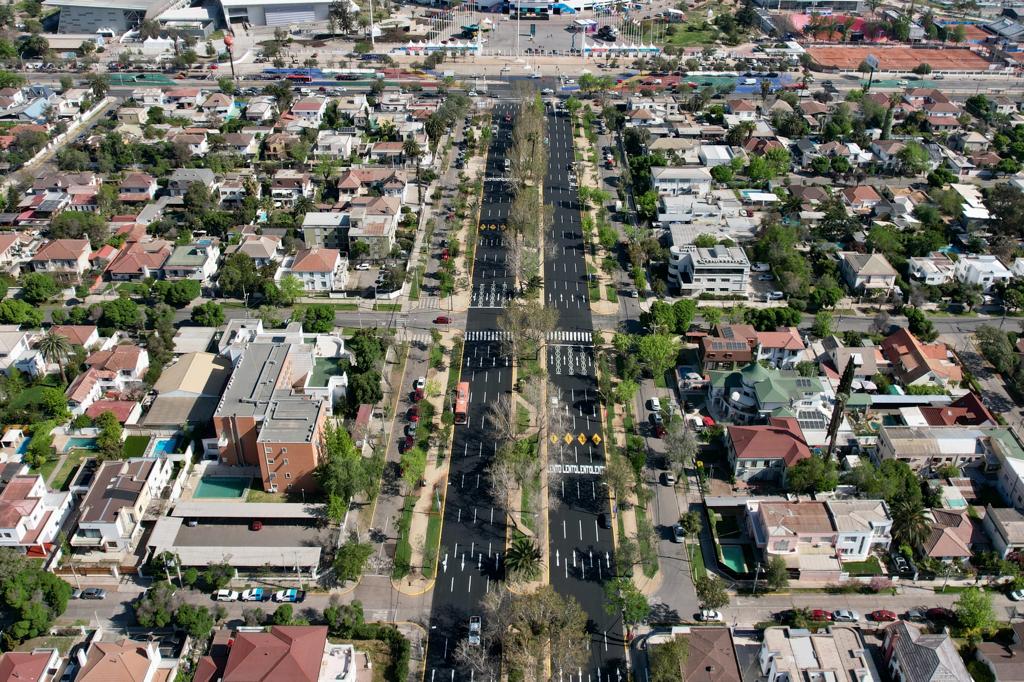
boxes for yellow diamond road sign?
[550,434,558,444]
[577,433,586,445]
[564,433,573,445]
[592,434,602,445]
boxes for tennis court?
[808,46,992,71]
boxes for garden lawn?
[422,512,443,577]
[392,494,416,579]
[842,556,883,576]
[329,639,392,682]
[123,435,150,458]
[52,449,89,491]
[688,541,707,581]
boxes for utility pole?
[370,0,375,48]
[825,357,858,461]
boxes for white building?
[760,627,880,682]
[651,167,712,197]
[0,475,74,558]
[669,244,749,295]
[276,247,348,292]
[908,251,956,286]
[827,499,893,561]
[219,0,333,26]
[954,254,1012,292]
[72,458,173,553]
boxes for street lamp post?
[752,562,764,595]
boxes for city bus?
[285,73,313,83]
[454,381,469,425]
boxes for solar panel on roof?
[797,410,827,430]
[722,327,734,339]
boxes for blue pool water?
[153,438,178,455]
[16,437,31,455]
[66,437,98,450]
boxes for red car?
[926,607,956,622]
[869,610,897,622]
[434,316,451,324]
[407,406,420,422]
[810,609,833,622]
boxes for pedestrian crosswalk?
[470,282,509,308]
[463,330,594,343]
[546,330,593,344]
[398,331,433,345]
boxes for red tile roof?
[0,650,53,682]
[290,248,340,273]
[728,417,810,466]
[85,400,138,423]
[50,325,97,347]
[87,345,144,373]
[0,476,41,529]
[222,626,327,682]
[33,239,89,262]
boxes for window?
[283,458,289,465]
[281,448,287,454]
[285,472,291,479]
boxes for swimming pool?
[194,477,250,499]
[720,545,754,574]
[65,437,98,451]
[153,437,178,455]
[16,437,31,455]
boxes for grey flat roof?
[44,0,159,8]
[172,500,323,519]
[148,516,322,567]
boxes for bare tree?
[485,393,518,444]
[664,421,698,476]
[498,299,556,363]
[453,640,499,680]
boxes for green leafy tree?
[21,273,59,304]
[277,274,305,305]
[955,588,996,639]
[316,423,375,504]
[271,603,294,625]
[303,305,335,333]
[785,456,839,494]
[650,637,689,682]
[175,604,214,639]
[191,301,224,327]
[100,298,142,332]
[604,577,651,627]
[636,334,682,382]
[694,575,729,609]
[0,548,73,643]
[765,555,789,591]
[399,446,427,492]
[218,253,262,299]
[812,311,834,339]
[134,581,181,628]
[333,541,373,583]
[679,511,702,537]
[95,410,123,458]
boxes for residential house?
[301,212,349,251]
[668,244,750,295]
[290,97,327,125]
[162,240,220,284]
[748,500,835,556]
[908,251,956,285]
[202,92,234,117]
[145,352,232,427]
[756,328,805,370]
[335,95,371,126]
[218,172,258,206]
[923,508,983,561]
[975,622,1024,682]
[880,329,961,387]
[30,239,91,278]
[349,197,401,259]
[50,325,101,350]
[678,628,742,682]
[221,132,259,157]
[727,99,758,120]
[166,168,217,197]
[118,172,157,203]
[0,233,24,268]
[164,87,202,108]
[213,343,333,493]
[335,168,412,204]
[194,626,360,682]
[106,239,172,281]
[651,167,712,197]
[841,185,882,212]
[822,338,890,380]
[171,131,209,157]
[884,621,971,682]
[727,417,811,483]
[277,248,348,292]
[367,141,407,165]
[700,324,758,371]
[762,628,880,682]
[65,344,149,415]
[0,330,44,376]
[0,649,61,682]
[917,393,996,427]
[315,130,357,160]
[954,254,1012,292]
[0,475,73,559]
[982,505,1024,559]
[925,100,962,132]
[263,132,299,161]
[826,499,893,562]
[952,131,990,153]
[271,169,313,208]
[876,425,996,472]
[226,234,283,268]
[708,362,824,425]
[76,637,174,682]
[245,96,276,122]
[838,251,898,295]
[72,458,173,552]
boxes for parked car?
[660,471,676,486]
[355,262,371,271]
[434,316,451,324]
[414,377,426,391]
[767,291,785,300]
[832,609,860,622]
[404,424,417,438]
[468,616,482,645]
[810,609,834,621]
[891,554,910,574]
[241,588,267,601]
[671,524,685,543]
[903,608,926,622]
[250,519,263,531]
[214,589,240,602]
[647,397,662,412]
[77,588,107,600]
[926,607,955,622]
[597,512,612,529]
[697,609,722,622]
[869,609,898,622]
[1010,590,1024,601]
[407,406,420,422]
[273,589,306,603]
[757,274,775,281]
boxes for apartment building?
[0,475,73,559]
[668,244,750,295]
[760,627,880,682]
[72,459,173,553]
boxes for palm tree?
[891,498,930,553]
[504,537,542,581]
[38,330,71,384]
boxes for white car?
[468,91,478,96]
[647,397,661,412]
[240,588,266,601]
[541,88,554,95]
[1010,590,1024,601]
[468,616,481,645]
[214,589,240,602]
[768,291,785,300]
[355,262,371,271]
[832,609,860,622]
[751,262,771,272]
[698,608,723,622]
[414,377,426,390]
[757,274,774,281]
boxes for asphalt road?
[543,105,627,681]
[423,101,516,681]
